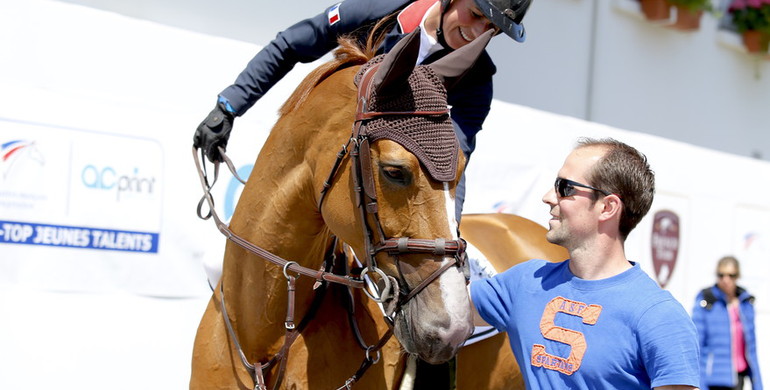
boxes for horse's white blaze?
[438,261,472,344]
[438,183,471,344]
[443,182,458,240]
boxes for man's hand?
[193,101,235,163]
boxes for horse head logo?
[1,139,46,179]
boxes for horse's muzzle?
[392,265,473,364]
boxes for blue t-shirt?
[471,259,700,389]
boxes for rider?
[194,0,533,220]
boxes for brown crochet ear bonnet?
[354,56,460,182]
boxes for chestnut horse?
[190,27,569,389]
[192,28,496,389]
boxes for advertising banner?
[1,120,162,252]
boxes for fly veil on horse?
[191,28,499,389]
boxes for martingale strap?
[216,240,340,389]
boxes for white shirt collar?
[417,2,443,64]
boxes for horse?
[191,27,497,389]
[190,26,570,389]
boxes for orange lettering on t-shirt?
[531,296,602,375]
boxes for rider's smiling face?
[442,0,498,49]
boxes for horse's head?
[322,28,493,364]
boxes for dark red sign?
[650,210,680,288]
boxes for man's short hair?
[577,137,655,240]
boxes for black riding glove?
[194,101,235,163]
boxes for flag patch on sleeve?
[328,3,341,26]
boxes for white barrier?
[1,1,767,388]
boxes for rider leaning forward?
[193,0,533,220]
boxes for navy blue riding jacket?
[219,0,497,160]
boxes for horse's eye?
[381,166,409,185]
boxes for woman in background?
[692,256,762,390]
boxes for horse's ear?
[372,27,422,96]
[427,29,493,91]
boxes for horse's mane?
[278,16,395,116]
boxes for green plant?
[729,0,770,33]
[668,0,717,14]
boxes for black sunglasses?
[717,273,738,279]
[555,177,611,198]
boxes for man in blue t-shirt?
[471,137,701,389]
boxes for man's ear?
[598,194,623,222]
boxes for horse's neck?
[221,67,359,355]
[222,135,330,333]
[225,84,349,275]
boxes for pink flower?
[730,0,747,11]
[729,0,770,10]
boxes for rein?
[194,149,387,390]
[192,60,468,389]
[193,149,364,289]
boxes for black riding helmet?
[436,0,530,46]
[473,0,530,42]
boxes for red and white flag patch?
[328,3,341,26]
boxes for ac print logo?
[1,139,45,179]
[651,210,680,288]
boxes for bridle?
[192,61,468,390]
[319,61,469,312]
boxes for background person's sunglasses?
[555,177,611,198]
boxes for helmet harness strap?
[435,0,452,50]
